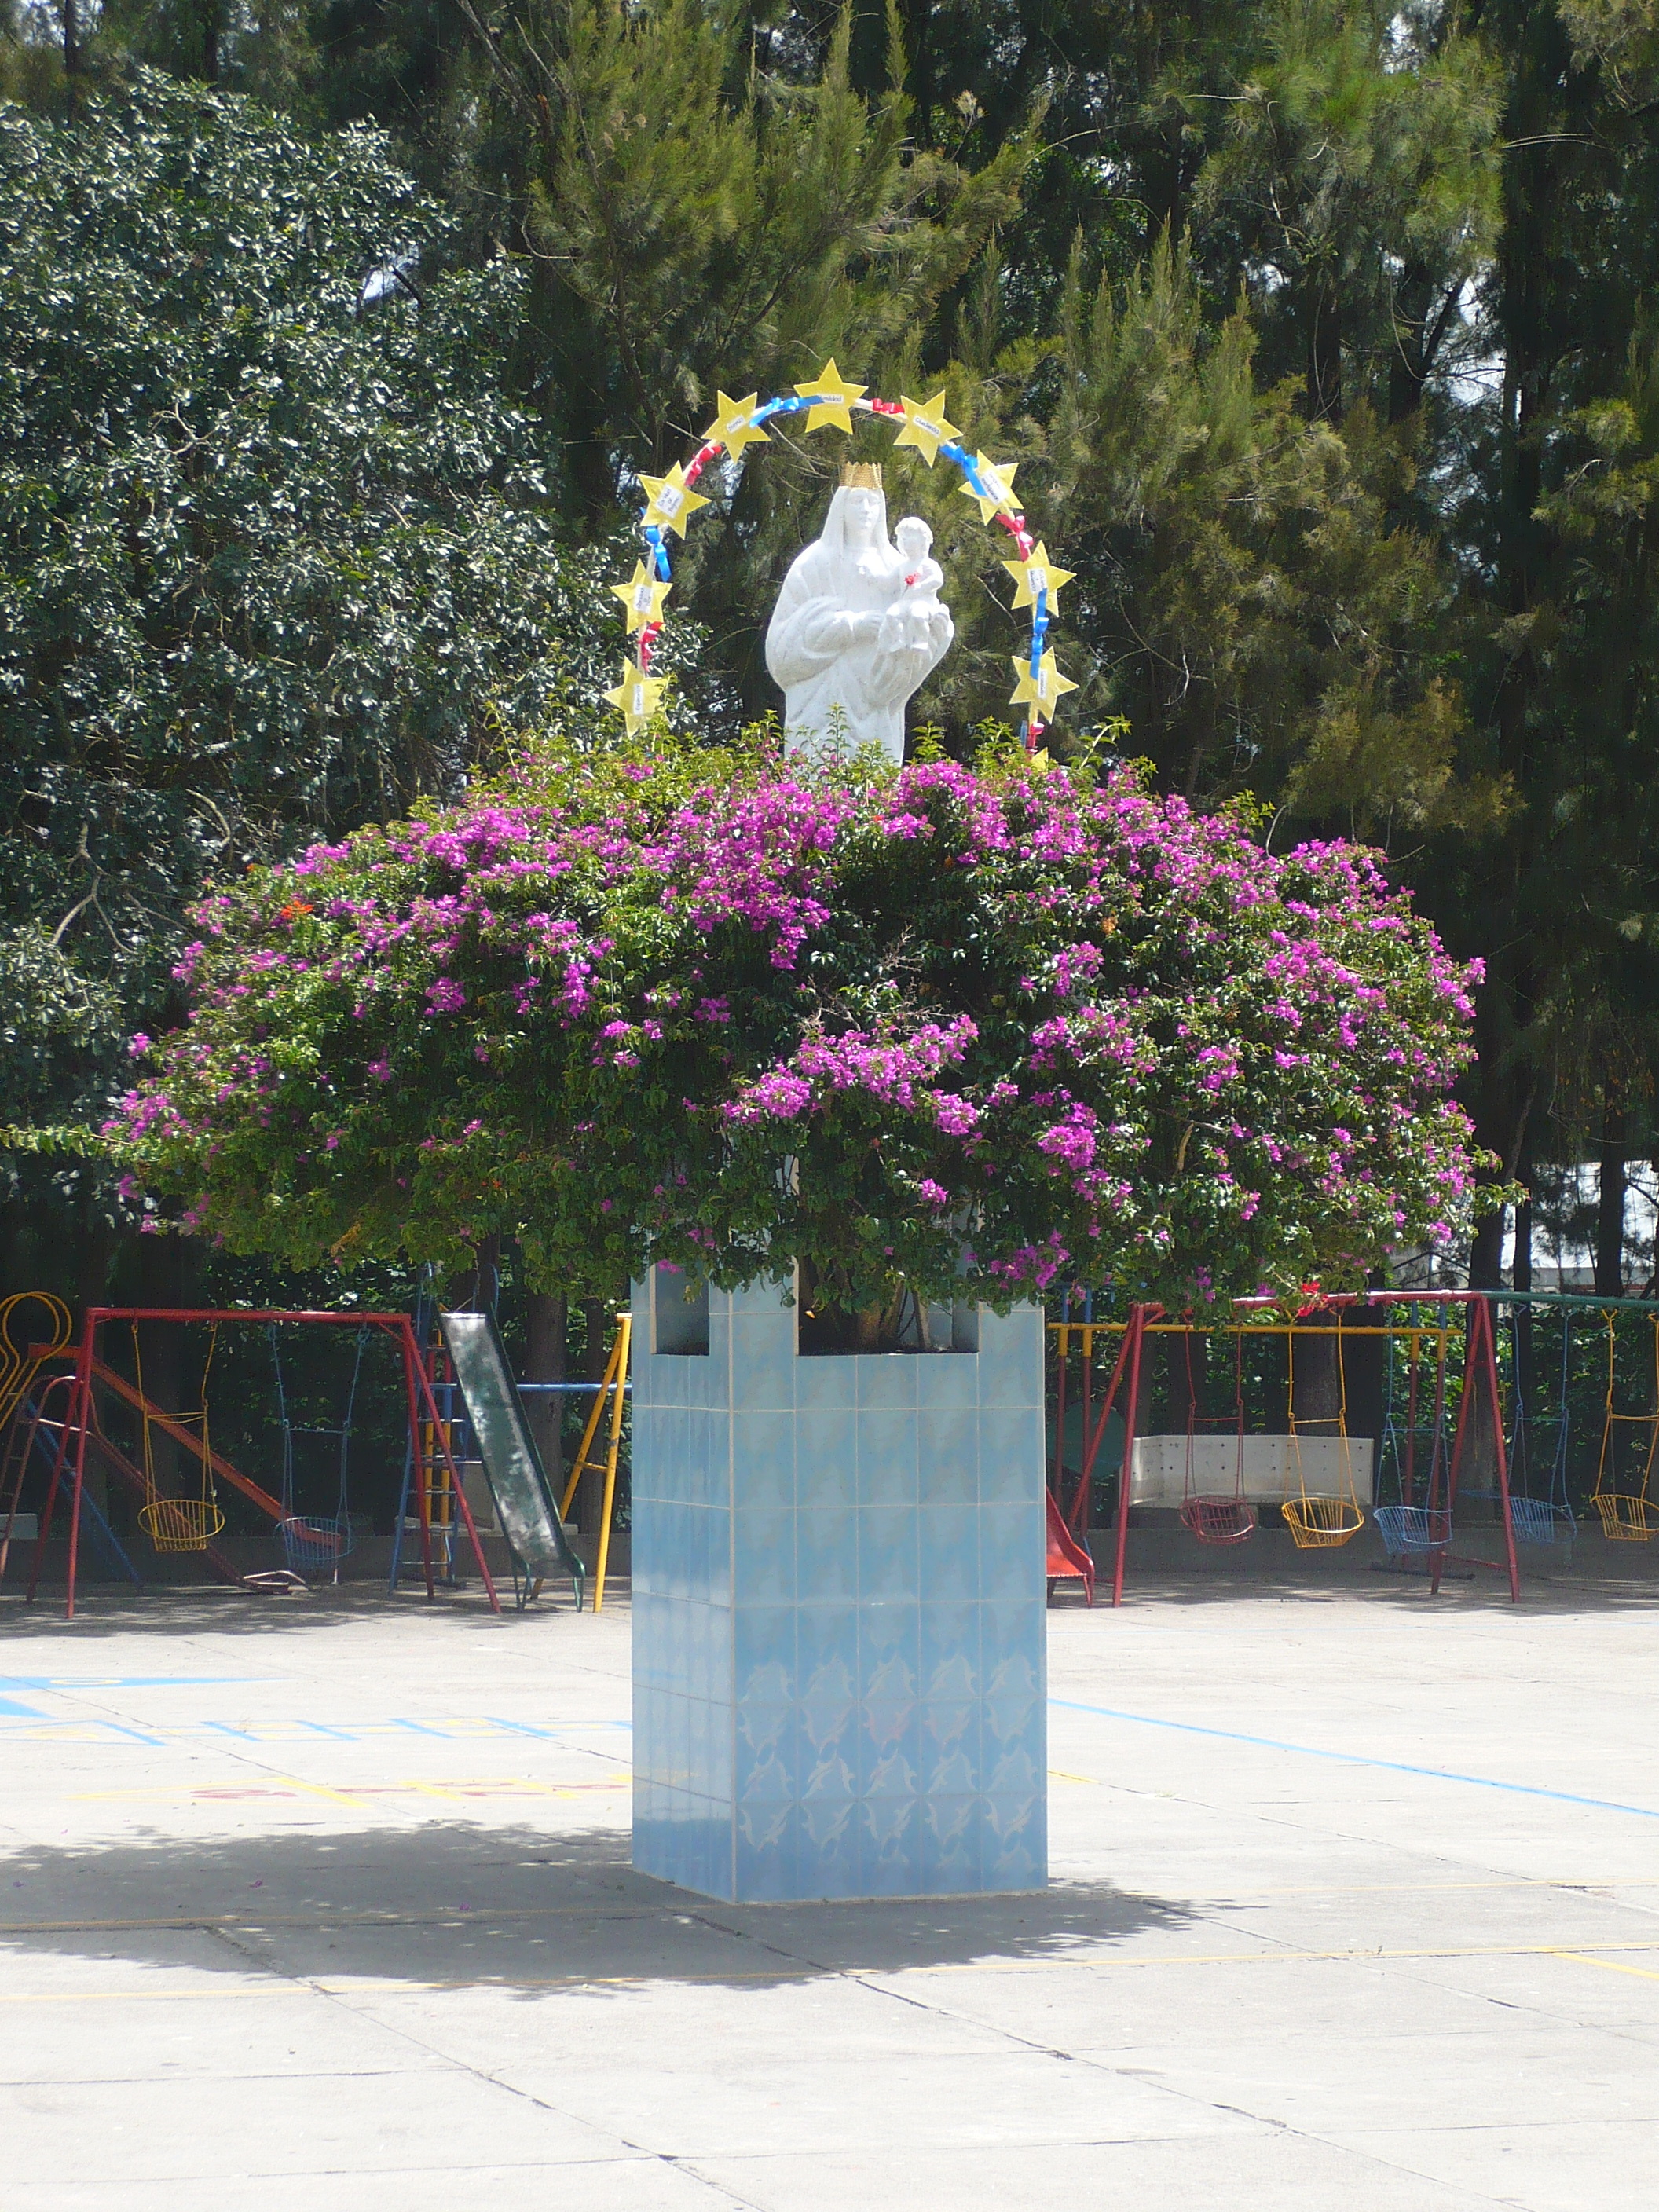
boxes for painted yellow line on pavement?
[1548,1949,1659,1985]
[67,1777,629,1804]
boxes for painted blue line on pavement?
[0,1675,263,1691]
[0,1696,40,1716]
[482,1717,633,1738]
[1049,1697,1659,1822]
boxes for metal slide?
[437,1311,585,1607]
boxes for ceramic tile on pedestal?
[630,1271,1046,1903]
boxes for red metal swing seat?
[1179,1494,1257,1544]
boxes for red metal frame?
[1049,1291,1522,1609]
[23,1308,500,1621]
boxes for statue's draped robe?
[764,487,952,766]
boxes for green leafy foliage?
[0,72,648,1159]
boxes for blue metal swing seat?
[1508,1496,1573,1545]
[269,1328,367,1580]
[1375,1503,1452,1555]
[278,1510,354,1571]
[1503,1319,1576,1550]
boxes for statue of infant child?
[892,517,947,654]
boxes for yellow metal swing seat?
[1589,1311,1657,1543]
[1591,1492,1653,1541]
[1280,1332,1365,1549]
[1281,1492,1366,1548]
[139,1496,226,1551]
[132,1324,224,1554]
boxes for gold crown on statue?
[840,462,884,489]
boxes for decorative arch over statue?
[603,363,1078,754]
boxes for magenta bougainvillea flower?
[112,738,1484,1313]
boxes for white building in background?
[1389,1165,1659,1294]
[1501,1164,1659,1293]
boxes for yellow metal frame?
[132,1320,222,1554]
[0,1292,71,1430]
[1590,1309,1659,1542]
[558,1311,632,1611]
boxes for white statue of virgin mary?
[764,465,954,766]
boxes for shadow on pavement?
[0,1820,1186,1994]
[0,1584,584,1641]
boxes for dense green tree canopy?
[0,73,638,1156]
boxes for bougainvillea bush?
[112,735,1482,1315]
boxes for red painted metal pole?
[397,1324,437,1600]
[1481,1299,1522,1603]
[60,1328,96,1621]
[1111,1305,1150,1608]
[1071,1324,1133,1538]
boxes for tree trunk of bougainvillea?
[133,1233,200,1490]
[1163,1330,1199,1435]
[1595,1086,1628,1299]
[1291,1320,1342,1438]
[797,1260,910,1355]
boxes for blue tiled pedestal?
[630,1275,1047,1903]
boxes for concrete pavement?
[2,1567,1657,2209]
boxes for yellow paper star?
[1009,650,1079,716]
[793,358,866,434]
[639,463,710,539]
[961,453,1020,522]
[703,391,769,460]
[1002,541,1075,610]
[605,660,668,735]
[893,390,961,467]
[1028,747,1053,771]
[610,562,672,635]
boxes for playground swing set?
[1048,1291,1529,1606]
[1,1306,510,1621]
[1590,1306,1659,1540]
[268,1322,368,1576]
[0,1284,634,1622]
[9,1277,1658,1624]
[1049,1285,1659,1606]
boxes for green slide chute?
[438,1310,585,1607]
